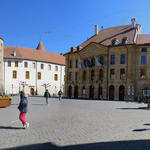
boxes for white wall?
[4,58,65,96]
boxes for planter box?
[0,98,12,108]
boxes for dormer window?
[122,38,127,45]
[13,51,16,56]
[111,39,119,46]
[112,39,116,46]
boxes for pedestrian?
[148,96,150,108]
[18,92,29,129]
[58,89,63,101]
[44,89,50,104]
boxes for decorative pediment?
[78,42,107,56]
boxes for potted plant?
[0,94,12,108]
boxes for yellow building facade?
[64,19,150,101]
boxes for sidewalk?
[1,96,150,150]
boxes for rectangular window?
[99,56,104,65]
[41,64,44,69]
[54,74,58,81]
[38,72,41,80]
[141,48,147,52]
[64,75,65,81]
[12,70,17,79]
[76,59,78,68]
[120,68,125,79]
[121,54,126,64]
[49,64,51,70]
[69,72,72,81]
[69,60,72,68]
[15,61,18,67]
[111,55,115,64]
[75,72,78,80]
[8,61,11,67]
[24,62,28,68]
[110,69,115,79]
[32,62,36,68]
[141,56,146,64]
[55,66,58,71]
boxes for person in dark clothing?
[58,89,63,101]
[18,92,29,129]
[44,89,50,104]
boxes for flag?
[78,58,85,69]
[94,56,102,66]
[86,58,92,68]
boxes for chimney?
[131,18,136,28]
[95,24,98,35]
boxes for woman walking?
[18,91,29,129]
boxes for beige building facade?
[64,18,150,101]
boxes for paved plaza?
[1,96,150,149]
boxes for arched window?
[25,71,30,79]
[38,72,41,80]
[12,70,17,79]
[54,74,58,81]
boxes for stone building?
[64,18,150,101]
[0,40,65,96]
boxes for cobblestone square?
[1,96,150,150]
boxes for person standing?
[44,89,50,104]
[18,92,29,129]
[58,89,63,101]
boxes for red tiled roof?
[79,25,137,48]
[136,34,150,44]
[4,42,65,65]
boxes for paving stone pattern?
[1,96,150,150]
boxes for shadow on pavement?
[0,126,23,130]
[3,140,150,150]
[31,104,46,105]
[132,128,150,132]
[117,107,149,110]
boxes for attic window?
[13,51,16,57]
[122,38,127,45]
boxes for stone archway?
[68,85,72,98]
[74,85,78,99]
[109,85,115,100]
[98,86,102,99]
[119,85,125,101]
[89,85,94,99]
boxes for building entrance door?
[89,85,94,99]
[109,85,114,100]
[68,85,72,98]
[119,85,125,101]
[74,86,78,99]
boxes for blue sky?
[1,0,150,54]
